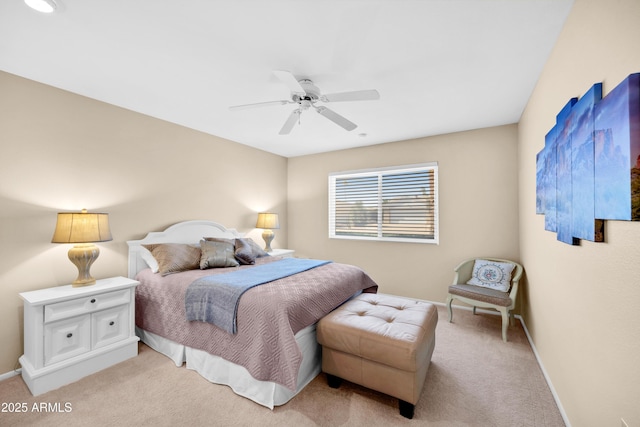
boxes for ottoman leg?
[326,374,343,389]
[399,400,415,419]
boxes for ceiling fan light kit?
[230,70,379,135]
[24,0,57,13]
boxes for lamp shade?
[255,212,280,230]
[51,210,112,243]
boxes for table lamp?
[51,209,112,287]
[255,212,279,252]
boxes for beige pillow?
[142,243,201,276]
[200,238,239,269]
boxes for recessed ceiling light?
[24,0,57,13]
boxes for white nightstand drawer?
[44,315,91,365]
[44,289,130,323]
[92,305,129,349]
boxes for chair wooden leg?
[446,294,454,322]
[500,309,509,342]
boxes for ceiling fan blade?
[321,89,380,102]
[229,100,292,111]
[315,106,357,131]
[273,70,306,95]
[279,110,301,135]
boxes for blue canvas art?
[537,98,576,236]
[536,73,640,245]
[543,135,557,232]
[556,117,575,245]
[570,84,602,241]
[594,73,640,220]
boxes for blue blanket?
[185,258,331,334]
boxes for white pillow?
[140,247,159,273]
[467,259,515,292]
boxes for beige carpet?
[0,305,565,426]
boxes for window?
[329,163,438,244]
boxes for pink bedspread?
[135,256,378,390]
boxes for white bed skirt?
[135,324,321,409]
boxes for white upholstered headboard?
[126,220,243,279]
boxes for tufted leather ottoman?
[317,293,438,419]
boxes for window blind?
[329,163,438,243]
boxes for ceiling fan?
[229,70,380,135]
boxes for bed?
[127,220,378,408]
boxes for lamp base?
[68,243,99,287]
[261,229,275,253]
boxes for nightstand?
[268,248,295,258]
[19,276,139,395]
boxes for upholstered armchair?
[446,258,523,342]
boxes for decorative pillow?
[466,259,515,292]
[203,236,269,259]
[233,238,256,265]
[200,238,240,269]
[142,243,201,276]
[243,237,269,258]
[140,246,159,273]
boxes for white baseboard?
[516,314,571,427]
[0,368,21,382]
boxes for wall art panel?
[594,73,640,220]
[571,83,602,242]
[536,73,640,245]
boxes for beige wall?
[0,71,288,374]
[288,125,520,303]
[519,0,640,426]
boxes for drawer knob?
[66,333,73,338]
[109,321,115,326]
[90,298,96,303]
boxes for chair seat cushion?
[448,283,511,307]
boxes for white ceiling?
[0,0,574,158]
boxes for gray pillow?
[234,238,256,265]
[199,238,239,269]
[242,237,269,258]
